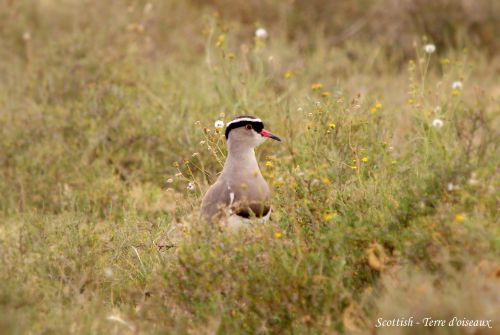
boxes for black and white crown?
[224,116,264,139]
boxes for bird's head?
[225,116,281,150]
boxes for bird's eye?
[245,124,252,130]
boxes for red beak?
[260,129,281,141]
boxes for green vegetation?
[0,1,498,334]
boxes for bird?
[201,116,281,228]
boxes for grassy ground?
[0,1,499,334]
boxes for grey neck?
[221,142,261,179]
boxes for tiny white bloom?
[192,152,199,157]
[214,120,224,129]
[468,173,479,186]
[297,107,303,112]
[103,267,114,278]
[166,178,173,183]
[451,81,463,90]
[307,112,313,117]
[199,140,206,145]
[175,172,182,177]
[447,182,457,191]
[255,28,268,39]
[315,101,321,107]
[187,182,195,191]
[424,43,436,54]
[432,118,444,128]
[22,32,31,41]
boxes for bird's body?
[201,116,281,227]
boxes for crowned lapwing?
[201,116,281,228]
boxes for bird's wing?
[200,179,232,221]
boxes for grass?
[0,1,499,334]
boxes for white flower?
[452,81,463,90]
[166,178,173,183]
[467,173,479,186]
[103,267,114,278]
[424,43,436,54]
[187,182,195,191]
[432,118,444,128]
[22,32,31,41]
[297,107,303,112]
[255,28,268,39]
[214,120,224,129]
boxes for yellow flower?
[321,91,330,97]
[361,157,369,163]
[265,161,273,168]
[370,107,377,113]
[375,102,382,109]
[273,180,284,188]
[274,232,282,239]
[452,89,460,96]
[322,178,331,185]
[440,58,450,65]
[284,70,293,79]
[408,99,414,105]
[227,52,235,60]
[311,83,323,91]
[350,165,357,170]
[215,34,225,48]
[391,160,397,165]
[454,214,465,223]
[328,123,336,129]
[323,212,336,222]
